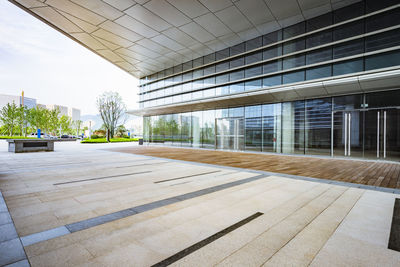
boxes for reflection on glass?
[181,112,192,147]
[282,101,305,154]
[262,103,281,152]
[305,98,332,155]
[192,111,202,148]
[333,59,363,76]
[201,110,215,148]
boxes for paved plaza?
[0,141,399,266]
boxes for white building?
[68,107,81,121]
[0,93,37,109]
[46,104,68,117]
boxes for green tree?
[0,103,20,136]
[73,120,83,136]
[97,92,126,142]
[48,108,60,135]
[59,115,72,135]
[116,125,127,137]
[27,106,48,134]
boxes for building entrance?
[332,108,400,161]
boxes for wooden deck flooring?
[111,146,400,189]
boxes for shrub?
[90,134,100,139]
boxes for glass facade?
[140,0,400,162]
[138,1,400,108]
[144,89,400,161]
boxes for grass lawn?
[0,136,38,139]
[81,137,139,143]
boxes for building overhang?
[128,67,400,116]
[9,0,358,78]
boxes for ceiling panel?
[166,0,208,18]
[10,0,358,77]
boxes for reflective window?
[229,107,244,117]
[192,90,203,99]
[306,48,332,65]
[192,111,202,148]
[201,110,215,148]
[365,29,400,52]
[333,40,364,59]
[157,71,165,79]
[263,30,282,45]
[183,61,192,71]
[334,2,364,23]
[263,75,281,87]
[193,57,203,68]
[263,45,282,60]
[204,53,216,64]
[193,69,203,79]
[230,82,244,94]
[173,74,182,83]
[165,67,173,76]
[216,48,230,60]
[283,38,305,54]
[245,79,262,91]
[282,101,305,154]
[307,13,332,31]
[366,0,398,12]
[365,50,400,71]
[245,51,263,65]
[216,73,229,84]
[306,65,332,80]
[333,94,363,110]
[192,79,203,90]
[333,59,363,76]
[246,36,263,51]
[216,61,229,72]
[173,64,182,74]
[305,98,332,155]
[366,89,400,108]
[283,54,305,69]
[262,103,281,152]
[245,105,262,151]
[203,88,215,98]
[182,82,192,92]
[183,71,192,81]
[283,22,305,39]
[245,65,262,78]
[366,9,400,33]
[230,56,244,68]
[203,77,215,87]
[181,112,192,147]
[333,21,363,41]
[263,60,281,74]
[283,70,305,84]
[216,85,230,96]
[306,30,332,48]
[229,70,245,81]
[203,65,215,76]
[230,43,245,56]
[182,92,191,101]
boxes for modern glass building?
[12,0,400,161]
[138,0,400,161]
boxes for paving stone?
[21,226,70,247]
[0,223,18,243]
[0,238,26,266]
[0,212,12,226]
[4,259,30,267]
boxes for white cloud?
[0,1,139,115]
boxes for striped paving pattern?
[112,146,400,189]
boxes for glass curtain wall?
[143,89,400,161]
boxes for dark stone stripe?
[115,161,170,168]
[53,171,151,185]
[154,170,222,184]
[62,174,266,233]
[151,212,264,267]
[388,198,400,251]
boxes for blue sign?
[128,131,130,137]
[37,129,41,138]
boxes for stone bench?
[7,139,56,153]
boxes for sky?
[0,1,139,115]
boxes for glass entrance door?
[216,118,244,150]
[332,110,363,158]
[364,108,400,161]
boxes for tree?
[27,106,48,134]
[59,115,72,135]
[0,103,20,136]
[116,125,127,137]
[96,92,126,142]
[73,120,83,136]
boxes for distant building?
[46,104,68,117]
[68,107,81,121]
[0,93,37,109]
